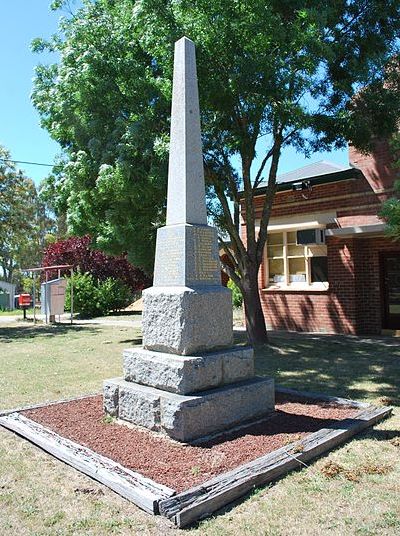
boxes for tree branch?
[253,128,297,191]
[218,237,242,287]
[252,146,274,190]
[207,169,247,270]
[256,127,284,264]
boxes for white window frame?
[263,228,329,291]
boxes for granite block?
[165,37,207,227]
[142,286,233,355]
[123,346,254,394]
[103,379,120,417]
[153,224,221,287]
[104,377,275,442]
[118,383,161,431]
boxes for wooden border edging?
[0,392,101,417]
[0,389,392,527]
[158,404,392,527]
[0,413,175,514]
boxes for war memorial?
[103,37,275,441]
[0,36,393,530]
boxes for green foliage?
[65,273,100,317]
[21,276,41,295]
[32,2,170,272]
[32,1,400,269]
[65,272,133,317]
[97,277,133,313]
[32,1,400,340]
[228,278,243,308]
[381,180,400,241]
[0,145,55,284]
[380,135,400,241]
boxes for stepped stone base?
[123,346,254,395]
[142,286,233,355]
[103,376,275,442]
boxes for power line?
[0,158,53,168]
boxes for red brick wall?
[239,143,400,334]
[260,237,358,334]
[354,237,400,333]
[349,139,398,191]
[260,236,400,334]
[250,174,392,227]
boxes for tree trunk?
[241,263,268,345]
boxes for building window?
[264,230,328,289]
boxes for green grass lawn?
[0,322,399,535]
[0,322,141,410]
[0,308,35,316]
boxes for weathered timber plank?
[159,404,392,527]
[275,386,370,408]
[0,413,175,514]
[0,392,101,417]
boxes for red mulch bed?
[23,394,358,492]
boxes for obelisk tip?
[176,35,195,47]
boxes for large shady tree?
[0,145,53,283]
[33,0,400,343]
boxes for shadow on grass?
[0,323,103,342]
[358,428,400,442]
[107,311,142,317]
[119,337,143,345]
[255,332,400,404]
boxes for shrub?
[65,273,133,317]
[42,235,151,292]
[97,277,133,313]
[227,279,243,307]
[21,276,41,295]
[65,273,102,317]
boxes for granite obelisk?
[166,36,207,227]
[143,37,233,355]
[103,37,275,442]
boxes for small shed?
[22,264,73,324]
[41,278,68,317]
[0,281,16,310]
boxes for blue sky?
[0,1,60,184]
[0,1,349,187]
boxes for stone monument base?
[122,346,255,394]
[104,345,275,442]
[104,376,275,442]
[142,286,233,355]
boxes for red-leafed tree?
[42,235,151,291]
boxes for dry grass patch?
[0,426,174,535]
[320,459,393,482]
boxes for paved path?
[75,318,142,328]
[0,314,142,328]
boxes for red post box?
[19,294,31,307]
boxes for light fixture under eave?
[292,180,312,199]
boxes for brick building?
[242,141,400,335]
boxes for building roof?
[248,159,363,196]
[276,160,352,185]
